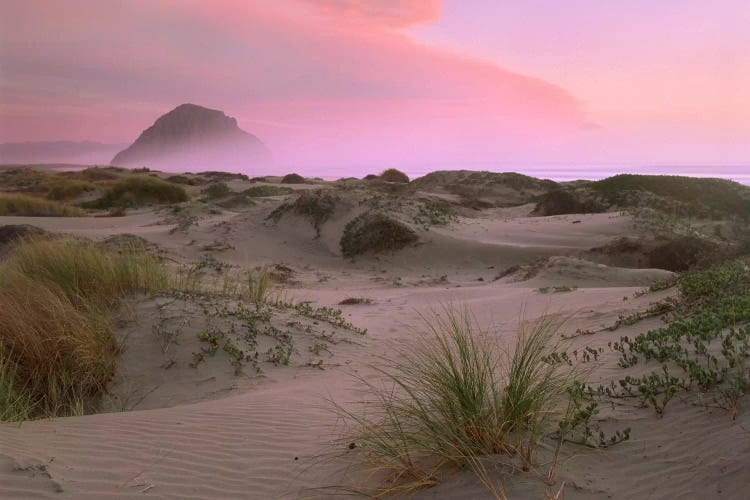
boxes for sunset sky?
[1,0,748,171]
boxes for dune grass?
[334,307,569,495]
[247,267,273,303]
[84,175,188,208]
[0,193,85,217]
[0,237,169,419]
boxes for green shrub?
[84,176,188,208]
[380,168,409,183]
[340,212,417,257]
[0,194,85,217]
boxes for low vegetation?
[379,168,409,184]
[0,237,169,419]
[340,212,418,257]
[0,193,85,217]
[84,176,188,208]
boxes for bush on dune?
[84,176,188,208]
[379,168,410,183]
[281,173,306,184]
[0,237,169,419]
[340,212,418,257]
[0,193,85,217]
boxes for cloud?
[0,0,586,166]
[296,0,441,27]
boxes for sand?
[1,174,748,499]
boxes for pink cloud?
[296,0,441,27]
[0,0,586,167]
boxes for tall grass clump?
[335,307,569,495]
[0,193,85,217]
[84,176,188,208]
[10,237,169,308]
[0,237,169,419]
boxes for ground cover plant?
[0,237,169,419]
[553,257,750,419]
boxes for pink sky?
[1,0,748,169]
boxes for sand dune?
[1,171,748,499]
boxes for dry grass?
[0,237,169,419]
[0,193,85,217]
[334,306,570,495]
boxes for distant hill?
[0,141,127,165]
[111,104,271,171]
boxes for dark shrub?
[647,236,718,272]
[340,212,418,257]
[363,174,379,181]
[534,190,604,216]
[281,173,306,184]
[379,168,409,184]
[166,175,204,186]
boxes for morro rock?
[111,104,271,171]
